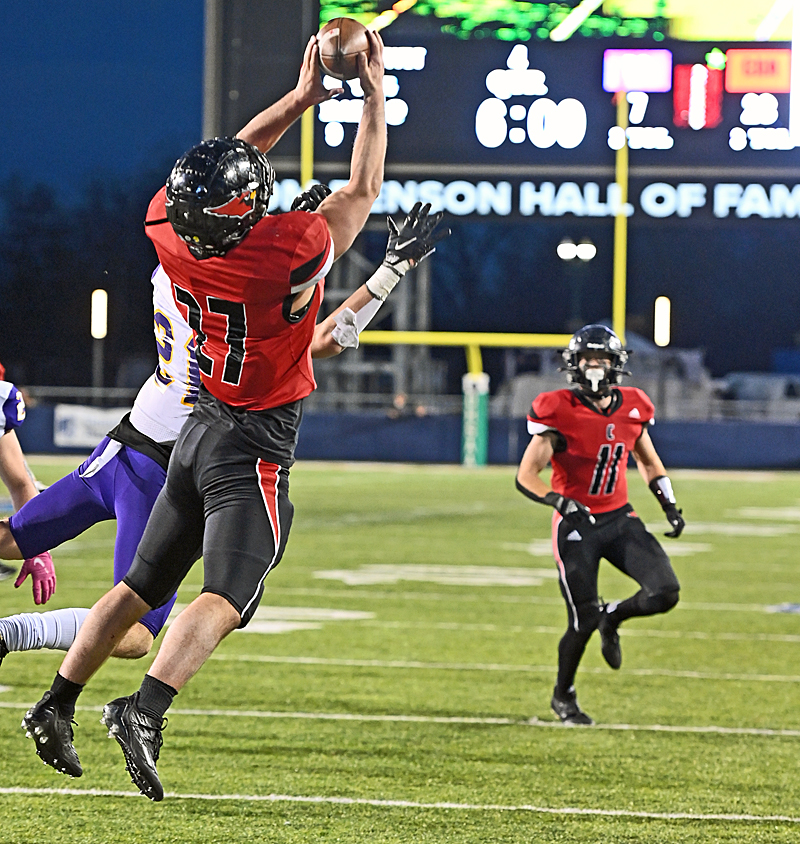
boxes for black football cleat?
[21,691,82,777]
[102,693,166,801]
[598,605,622,670]
[0,632,8,668]
[0,562,16,582]
[550,686,594,726]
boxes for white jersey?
[0,380,25,439]
[129,264,200,443]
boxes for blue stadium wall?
[16,405,800,469]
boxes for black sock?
[606,597,634,625]
[555,629,591,696]
[137,674,177,722]
[50,672,84,721]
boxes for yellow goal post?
[358,330,574,375]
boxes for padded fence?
[15,404,800,469]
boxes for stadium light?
[91,288,107,395]
[558,239,596,261]
[654,296,671,346]
[557,239,578,260]
[91,289,108,340]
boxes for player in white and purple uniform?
[0,377,56,597]
[0,265,198,663]
[0,176,339,664]
[0,46,348,664]
[0,379,33,520]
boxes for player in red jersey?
[22,31,446,797]
[515,324,685,725]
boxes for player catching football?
[515,324,685,725]
[21,28,446,801]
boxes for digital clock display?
[313,35,798,169]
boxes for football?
[318,17,370,81]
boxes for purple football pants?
[8,437,177,637]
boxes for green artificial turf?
[1,458,799,843]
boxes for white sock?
[0,607,91,652]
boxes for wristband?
[542,491,566,510]
[649,475,676,510]
[515,477,548,503]
[365,262,406,301]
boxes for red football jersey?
[146,188,333,411]
[528,387,655,513]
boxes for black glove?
[663,504,685,538]
[384,202,450,269]
[543,492,596,524]
[648,476,685,538]
[291,183,332,212]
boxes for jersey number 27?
[173,285,246,386]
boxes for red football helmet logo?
[205,189,257,218]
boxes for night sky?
[2,3,798,380]
[0,0,204,206]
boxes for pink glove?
[14,552,56,605]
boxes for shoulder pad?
[288,215,334,293]
[622,386,655,424]
[531,389,570,421]
[529,389,570,435]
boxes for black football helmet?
[561,324,630,398]
[165,137,275,259]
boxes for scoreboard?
[313,35,799,172]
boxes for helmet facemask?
[579,356,614,398]
[560,324,630,399]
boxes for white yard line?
[264,587,785,613]
[31,578,793,613]
[0,785,798,823]
[204,654,800,682]
[4,651,797,682]
[356,620,800,643]
[2,700,799,736]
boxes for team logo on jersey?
[629,407,641,419]
[204,188,257,218]
[606,423,615,441]
[566,530,583,541]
